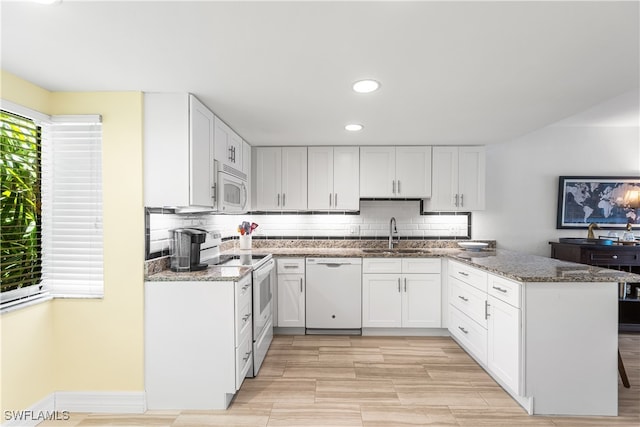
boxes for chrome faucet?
[389,217,398,249]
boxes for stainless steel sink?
[361,248,431,254]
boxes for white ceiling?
[2,0,639,146]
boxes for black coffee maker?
[170,228,208,272]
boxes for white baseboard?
[54,391,146,414]
[1,391,145,427]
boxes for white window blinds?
[41,115,104,298]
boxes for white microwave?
[217,168,248,213]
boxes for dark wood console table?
[550,242,640,332]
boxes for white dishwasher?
[305,258,362,333]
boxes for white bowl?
[458,242,489,251]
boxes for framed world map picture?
[557,176,640,229]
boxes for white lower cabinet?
[448,260,520,393]
[277,258,305,328]
[144,275,252,410]
[487,295,520,393]
[362,258,441,328]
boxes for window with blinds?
[42,116,104,298]
[1,104,104,309]
[0,111,43,301]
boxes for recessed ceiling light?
[345,124,363,132]
[353,79,380,93]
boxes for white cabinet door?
[277,274,305,327]
[242,140,251,211]
[402,274,441,328]
[333,146,360,210]
[430,146,458,210]
[308,146,359,210]
[254,147,282,210]
[307,147,333,210]
[362,274,402,327]
[189,95,216,207]
[458,146,486,211]
[487,295,520,393]
[428,146,485,211]
[360,147,396,198]
[214,117,242,171]
[281,147,307,210]
[395,147,432,198]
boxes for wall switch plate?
[349,225,360,235]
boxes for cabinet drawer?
[449,260,487,292]
[488,274,521,308]
[587,250,640,266]
[235,275,252,305]
[449,305,487,366]
[449,277,488,328]
[363,258,402,273]
[235,330,253,390]
[402,258,441,274]
[277,258,305,274]
[236,299,252,343]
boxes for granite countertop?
[449,249,640,283]
[144,256,252,282]
[222,247,640,284]
[145,239,640,284]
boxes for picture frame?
[556,176,640,229]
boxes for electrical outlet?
[349,225,360,235]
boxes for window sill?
[1,293,53,314]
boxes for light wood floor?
[39,333,639,427]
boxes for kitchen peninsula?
[145,241,639,416]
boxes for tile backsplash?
[146,201,471,258]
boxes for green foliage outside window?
[0,111,41,293]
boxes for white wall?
[474,92,639,256]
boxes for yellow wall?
[0,70,145,411]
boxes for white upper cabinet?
[190,96,216,207]
[254,147,307,211]
[395,147,432,198]
[427,146,485,211]
[144,93,215,208]
[308,146,359,210]
[360,146,432,198]
[214,117,243,174]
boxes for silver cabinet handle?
[397,278,401,293]
[459,271,469,277]
[404,277,407,292]
[392,180,396,194]
[277,193,280,207]
[283,193,286,207]
[458,295,469,302]
[242,350,252,362]
[211,183,217,202]
[329,193,332,207]
[492,286,507,293]
[485,300,490,319]
[334,193,337,207]
[283,264,298,269]
[458,326,468,334]
[300,278,303,293]
[460,194,464,207]
[242,313,251,322]
[398,180,401,194]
